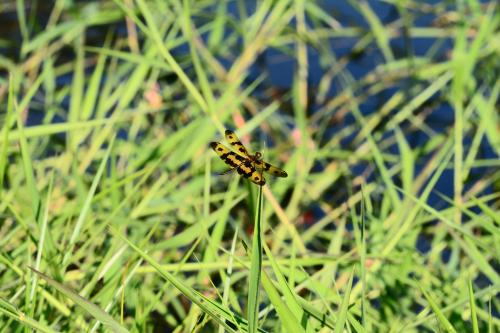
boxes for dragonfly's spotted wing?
[225,129,288,178]
[254,160,288,177]
[210,142,266,186]
[224,130,250,157]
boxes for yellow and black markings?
[210,129,287,186]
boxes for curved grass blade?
[261,243,305,333]
[29,267,129,333]
[418,282,457,333]
[333,266,354,333]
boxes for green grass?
[1,0,499,332]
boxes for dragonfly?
[210,129,288,186]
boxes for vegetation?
[0,1,499,332]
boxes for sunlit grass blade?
[0,117,130,144]
[62,135,115,268]
[333,267,354,333]
[467,278,479,333]
[359,187,367,328]
[418,283,457,333]
[89,258,144,333]
[260,269,305,333]
[247,185,263,333]
[15,73,45,218]
[107,226,240,333]
[0,297,58,333]
[30,173,54,305]
[68,36,84,149]
[351,104,401,210]
[488,294,493,333]
[262,242,305,332]
[382,139,454,257]
[218,229,239,333]
[29,267,129,333]
[181,1,215,113]
[394,127,414,194]
[134,0,208,113]
[0,74,15,191]
[357,1,393,62]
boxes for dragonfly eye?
[255,152,262,160]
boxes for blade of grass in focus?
[247,185,263,333]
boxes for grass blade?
[333,266,354,333]
[247,185,263,333]
[62,135,115,267]
[468,278,479,333]
[29,267,129,333]
[418,283,457,333]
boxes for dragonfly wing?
[225,130,251,157]
[210,142,266,186]
[254,160,288,177]
[210,142,245,168]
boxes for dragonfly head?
[254,151,262,160]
